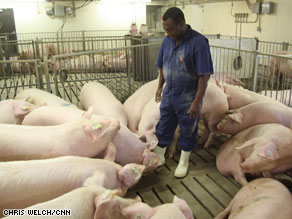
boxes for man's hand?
[188,102,201,119]
[155,87,163,103]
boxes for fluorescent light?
[5,0,45,2]
[100,0,151,3]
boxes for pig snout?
[142,150,162,172]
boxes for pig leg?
[233,164,248,185]
[262,171,273,178]
[199,116,209,145]
[203,130,216,148]
[214,198,235,219]
[103,142,117,162]
[166,126,180,158]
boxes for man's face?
[163,18,184,41]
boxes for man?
[154,7,213,178]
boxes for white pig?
[0,110,120,161]
[4,185,141,219]
[217,101,292,135]
[138,96,160,146]
[199,80,229,148]
[216,123,292,185]
[123,79,158,132]
[215,178,292,219]
[80,82,128,126]
[22,106,161,171]
[15,88,77,108]
[121,196,194,219]
[0,156,146,216]
[220,83,275,109]
[0,99,36,124]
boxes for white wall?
[0,1,147,33]
[202,0,292,43]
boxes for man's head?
[162,7,187,41]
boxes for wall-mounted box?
[261,2,274,14]
[45,7,54,16]
[54,5,65,17]
[251,3,261,14]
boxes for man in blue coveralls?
[154,7,213,178]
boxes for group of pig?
[207,80,292,218]
[0,83,194,219]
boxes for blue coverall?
[155,25,214,151]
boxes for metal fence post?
[35,59,44,89]
[43,56,52,93]
[252,51,259,92]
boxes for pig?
[137,96,160,147]
[217,100,292,135]
[80,82,128,126]
[0,156,146,216]
[0,109,120,161]
[211,73,245,87]
[215,178,292,219]
[15,88,77,108]
[4,185,141,219]
[237,123,292,176]
[166,79,229,152]
[123,79,158,132]
[270,51,292,86]
[121,196,194,219]
[216,123,292,185]
[260,89,292,107]
[0,99,36,124]
[22,106,161,171]
[199,80,229,148]
[219,82,275,109]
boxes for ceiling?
[48,0,245,4]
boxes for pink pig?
[138,96,160,147]
[4,185,141,219]
[216,123,292,185]
[80,82,128,126]
[0,156,145,216]
[121,196,194,219]
[15,88,77,108]
[237,123,292,176]
[0,109,120,161]
[0,99,36,124]
[123,79,158,132]
[215,178,292,219]
[22,105,161,171]
[199,80,228,148]
[217,101,292,135]
[220,83,275,109]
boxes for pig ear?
[228,112,243,124]
[257,142,279,160]
[142,150,162,168]
[94,190,117,219]
[173,196,194,219]
[235,138,260,150]
[118,164,146,188]
[13,104,31,116]
[146,140,158,151]
[82,105,93,119]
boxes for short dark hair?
[162,7,185,24]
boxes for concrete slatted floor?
[126,124,292,219]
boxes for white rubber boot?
[174,150,191,178]
[153,146,167,165]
